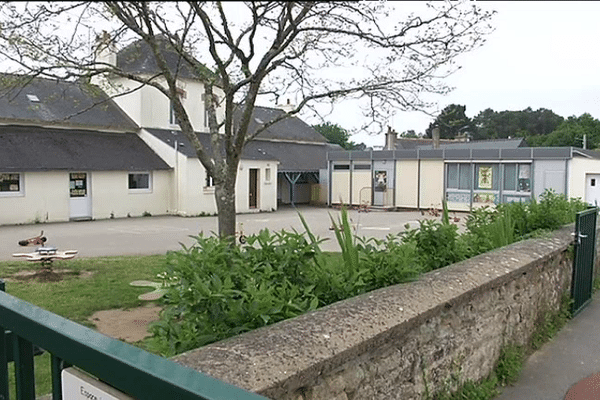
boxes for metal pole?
[0,279,7,400]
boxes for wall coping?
[173,225,575,394]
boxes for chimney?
[276,98,295,113]
[95,30,117,66]
[385,126,397,150]
[432,127,440,149]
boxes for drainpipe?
[174,140,179,215]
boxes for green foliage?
[530,295,573,350]
[402,219,467,272]
[147,230,322,356]
[330,207,360,273]
[312,122,363,150]
[495,345,524,386]
[529,113,600,148]
[472,107,563,141]
[434,376,499,400]
[426,104,473,139]
[463,190,587,256]
[149,190,585,357]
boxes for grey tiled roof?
[0,125,170,171]
[416,138,527,150]
[246,106,327,143]
[117,36,213,81]
[0,74,138,131]
[145,128,339,172]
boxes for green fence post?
[51,355,67,400]
[0,279,8,400]
[14,336,35,400]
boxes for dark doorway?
[249,168,259,208]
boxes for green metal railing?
[0,280,268,400]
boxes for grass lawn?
[0,254,168,398]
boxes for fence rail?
[0,279,267,400]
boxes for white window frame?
[204,170,215,192]
[265,167,272,183]
[0,172,24,197]
[128,172,152,193]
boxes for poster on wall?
[478,166,493,189]
[518,164,531,192]
[374,170,387,192]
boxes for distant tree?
[313,122,365,150]
[472,107,563,140]
[425,104,473,139]
[400,129,420,138]
[531,113,600,148]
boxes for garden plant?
[148,189,589,356]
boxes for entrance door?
[69,172,92,220]
[249,169,258,209]
[586,174,600,206]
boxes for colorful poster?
[478,166,492,189]
[374,170,387,192]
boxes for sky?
[306,1,600,149]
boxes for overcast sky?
[308,1,600,148]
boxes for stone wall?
[174,225,592,399]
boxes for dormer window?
[169,88,186,126]
[26,94,40,102]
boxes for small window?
[354,164,371,170]
[70,173,87,197]
[205,171,214,187]
[0,173,21,194]
[593,179,596,187]
[333,164,350,170]
[169,100,178,125]
[265,168,271,182]
[503,164,517,191]
[129,173,151,191]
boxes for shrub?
[402,219,468,272]
[149,193,587,356]
[148,230,322,356]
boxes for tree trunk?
[214,172,237,239]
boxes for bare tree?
[0,1,495,237]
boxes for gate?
[571,207,598,316]
[0,280,267,400]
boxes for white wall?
[91,170,172,219]
[0,171,69,225]
[533,159,568,198]
[107,76,225,133]
[0,170,173,225]
[419,160,445,210]
[352,170,372,206]
[173,157,277,216]
[235,161,278,213]
[569,157,600,202]
[395,160,419,208]
[331,168,351,204]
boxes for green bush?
[149,192,588,356]
[148,230,322,356]
[402,219,468,272]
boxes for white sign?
[62,367,135,400]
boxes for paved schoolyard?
[0,206,464,261]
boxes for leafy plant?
[402,219,467,272]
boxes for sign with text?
[62,367,135,400]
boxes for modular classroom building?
[327,145,600,211]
